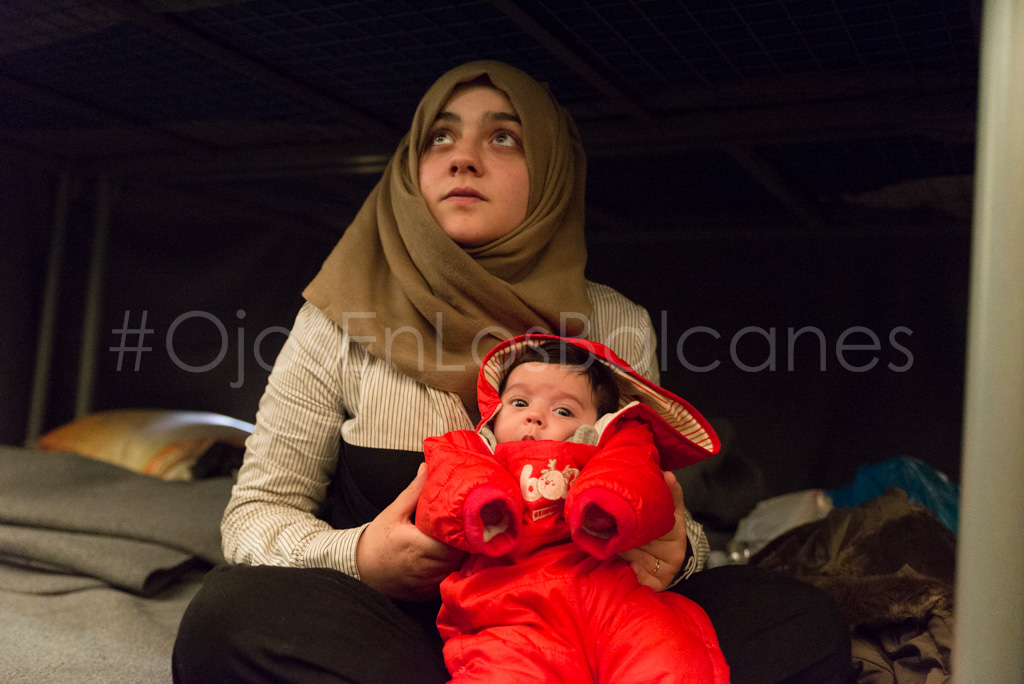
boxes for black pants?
[173,562,851,683]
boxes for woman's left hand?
[619,470,688,592]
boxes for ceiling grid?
[0,0,980,232]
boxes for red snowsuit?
[416,335,729,683]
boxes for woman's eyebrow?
[434,111,521,124]
[488,111,521,124]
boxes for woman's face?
[418,84,530,247]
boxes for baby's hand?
[581,505,617,540]
[479,500,512,542]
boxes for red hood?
[476,334,719,470]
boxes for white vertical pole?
[25,171,72,445]
[954,1,1024,682]
[74,178,113,419]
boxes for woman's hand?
[356,463,467,601]
[619,470,688,592]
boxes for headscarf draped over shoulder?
[303,60,591,399]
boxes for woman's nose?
[449,142,481,175]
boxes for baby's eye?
[492,130,519,147]
[555,407,573,418]
[510,398,528,408]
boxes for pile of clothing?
[751,487,955,684]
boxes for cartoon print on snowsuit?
[415,334,731,683]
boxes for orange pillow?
[36,409,254,479]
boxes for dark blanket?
[0,446,231,595]
[750,488,955,684]
[1,445,234,683]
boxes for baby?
[416,335,729,683]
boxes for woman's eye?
[492,130,518,147]
[555,408,573,418]
[429,130,454,146]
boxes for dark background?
[1,0,976,495]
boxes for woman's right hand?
[356,462,467,601]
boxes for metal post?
[953,1,1024,682]
[25,171,72,445]
[74,178,113,419]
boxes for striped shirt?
[222,281,709,581]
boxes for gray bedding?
[0,446,233,683]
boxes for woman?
[173,60,851,683]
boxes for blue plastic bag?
[826,456,960,534]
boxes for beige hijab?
[303,60,591,401]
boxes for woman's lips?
[444,187,484,204]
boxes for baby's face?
[492,362,599,443]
